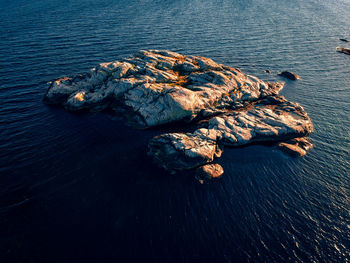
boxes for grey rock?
[44,50,284,127]
[208,96,313,146]
[44,50,314,174]
[148,96,313,170]
[148,128,222,171]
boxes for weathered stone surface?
[44,50,314,174]
[44,50,283,128]
[148,95,313,170]
[278,71,300,80]
[195,164,224,183]
[208,96,313,146]
[148,128,222,171]
[278,137,313,157]
[336,47,350,55]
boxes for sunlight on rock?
[74,91,85,102]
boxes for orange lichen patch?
[192,60,199,66]
[221,87,240,98]
[167,74,188,87]
[230,87,240,95]
[74,91,85,102]
[163,69,178,77]
[55,76,71,85]
[175,55,187,63]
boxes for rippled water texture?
[0,0,349,262]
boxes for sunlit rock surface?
[44,50,283,127]
[44,50,314,175]
[278,137,314,157]
[149,96,313,170]
[148,128,223,170]
[195,164,224,183]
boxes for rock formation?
[278,137,313,157]
[195,164,224,183]
[336,47,350,55]
[44,50,314,177]
[278,71,300,80]
[149,96,313,170]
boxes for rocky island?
[44,50,314,178]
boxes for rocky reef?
[44,50,314,177]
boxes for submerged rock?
[336,47,350,55]
[44,50,314,175]
[339,38,349,42]
[278,71,300,80]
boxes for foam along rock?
[148,95,313,170]
[195,164,224,183]
[44,50,284,128]
[278,71,300,80]
[278,137,313,157]
[336,47,350,55]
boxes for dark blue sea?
[0,0,349,262]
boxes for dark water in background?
[0,0,349,262]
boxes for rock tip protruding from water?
[278,71,300,80]
[195,163,224,184]
[278,137,314,157]
[336,46,350,55]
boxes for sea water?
[0,0,349,262]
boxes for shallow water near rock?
[0,0,349,262]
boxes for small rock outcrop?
[339,39,349,42]
[336,47,350,55]
[148,129,223,171]
[278,137,313,157]
[44,50,314,177]
[278,71,300,80]
[195,164,224,183]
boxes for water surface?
[0,0,349,262]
